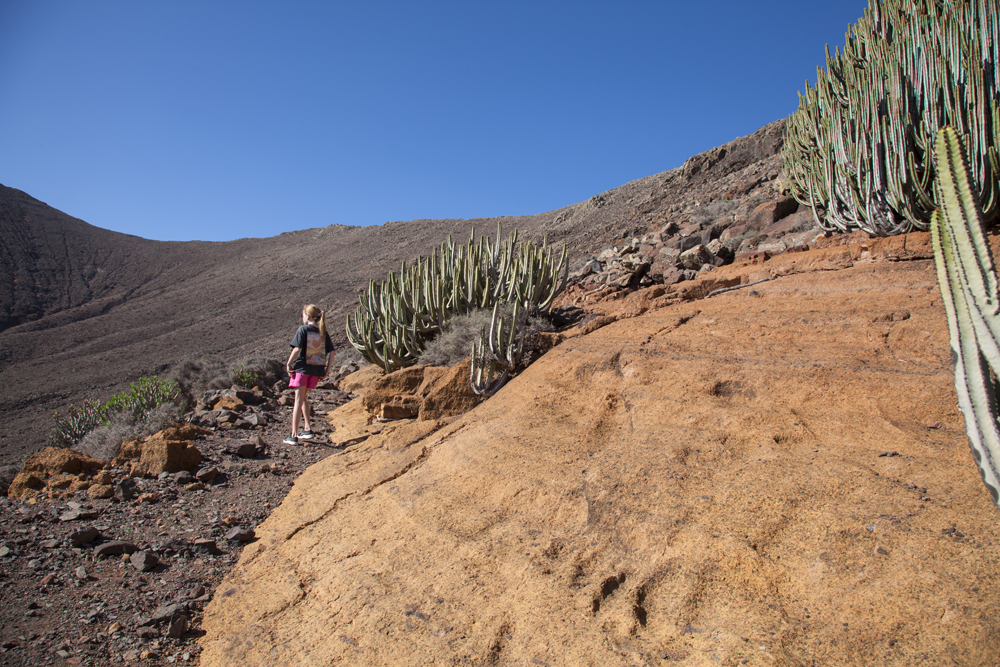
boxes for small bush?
[418,310,496,367]
[169,356,284,405]
[230,357,285,389]
[418,306,557,368]
[690,200,737,226]
[522,313,557,362]
[232,364,259,388]
[50,376,180,448]
[169,358,230,408]
[52,378,177,446]
[332,346,365,366]
[74,401,184,462]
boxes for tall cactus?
[346,223,567,371]
[784,0,1000,236]
[931,126,1000,510]
[470,302,528,396]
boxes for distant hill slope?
[0,119,786,467]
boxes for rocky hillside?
[0,119,796,468]
[198,238,1000,666]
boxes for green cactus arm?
[931,126,1000,510]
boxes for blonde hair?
[303,304,326,338]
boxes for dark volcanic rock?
[0,119,790,468]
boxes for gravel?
[0,386,351,666]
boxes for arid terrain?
[200,245,1000,666]
[3,116,998,666]
[0,120,784,470]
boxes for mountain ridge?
[0,119,786,467]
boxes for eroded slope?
[199,254,1000,666]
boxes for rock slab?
[200,258,1000,666]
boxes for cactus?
[931,126,1000,510]
[783,0,1000,236]
[346,223,567,371]
[470,302,528,396]
[50,376,179,447]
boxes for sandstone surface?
[6,447,104,499]
[199,252,1000,666]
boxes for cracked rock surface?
[199,251,1000,666]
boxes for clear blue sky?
[0,1,870,242]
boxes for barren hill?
[0,120,786,467]
[199,245,1000,666]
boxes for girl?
[284,304,334,445]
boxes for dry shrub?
[333,347,365,366]
[232,357,285,389]
[418,310,496,367]
[418,307,556,368]
[169,358,230,408]
[74,401,183,462]
[169,356,283,406]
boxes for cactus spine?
[931,126,1000,510]
[346,223,567,372]
[783,0,1000,236]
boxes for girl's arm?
[286,347,300,375]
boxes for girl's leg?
[291,387,306,437]
[299,387,312,432]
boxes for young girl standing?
[284,304,334,445]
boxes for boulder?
[213,396,245,412]
[130,551,159,572]
[662,268,688,286]
[159,424,211,441]
[745,196,799,232]
[6,448,104,499]
[93,541,139,558]
[234,389,265,405]
[417,359,481,422]
[656,247,681,266]
[379,402,419,421]
[112,425,207,476]
[69,527,101,547]
[137,435,202,476]
[337,365,384,396]
[678,222,702,237]
[344,361,486,425]
[678,244,716,271]
[86,484,114,499]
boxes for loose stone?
[130,551,159,572]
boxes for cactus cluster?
[931,126,1000,510]
[50,376,180,447]
[783,0,1000,235]
[346,224,567,371]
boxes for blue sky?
[0,1,870,242]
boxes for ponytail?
[303,304,326,338]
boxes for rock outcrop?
[6,447,104,499]
[362,360,481,422]
[198,245,1000,666]
[112,424,210,477]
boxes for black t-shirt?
[290,324,334,376]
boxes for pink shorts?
[288,373,319,389]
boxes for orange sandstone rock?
[201,258,1000,667]
[6,447,104,499]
